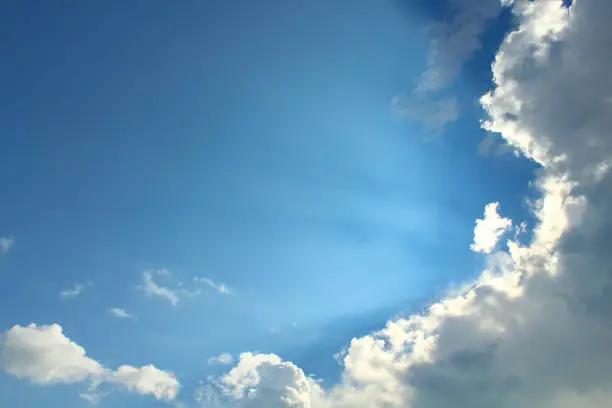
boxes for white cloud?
[142,270,180,306]
[1,323,103,385]
[107,364,180,401]
[208,353,324,408]
[470,202,513,253]
[194,277,232,295]
[0,236,14,253]
[0,323,179,402]
[108,308,135,319]
[59,282,91,299]
[206,1,612,407]
[208,353,234,366]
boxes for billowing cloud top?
[3,1,611,407]
[471,202,512,253]
[198,1,612,407]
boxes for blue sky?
[0,1,541,407]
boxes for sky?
[4,0,610,407]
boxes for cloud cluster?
[204,1,612,407]
[0,323,179,402]
[200,353,324,408]
[3,2,607,408]
[140,270,232,307]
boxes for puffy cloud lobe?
[212,353,324,408]
[1,324,103,385]
[470,202,513,253]
[0,323,179,402]
[212,1,612,407]
[107,364,180,401]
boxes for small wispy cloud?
[141,270,180,306]
[392,94,459,135]
[194,277,231,295]
[393,0,502,135]
[180,288,202,298]
[208,352,233,365]
[0,236,14,253]
[478,133,515,157]
[59,282,92,299]
[80,392,103,405]
[108,308,135,319]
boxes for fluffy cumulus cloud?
[201,353,324,408]
[1,324,103,385]
[206,1,612,407]
[0,323,179,402]
[470,202,513,253]
[107,364,180,401]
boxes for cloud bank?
[2,1,608,408]
[203,1,612,407]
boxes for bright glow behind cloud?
[2,1,610,407]
[203,1,612,407]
